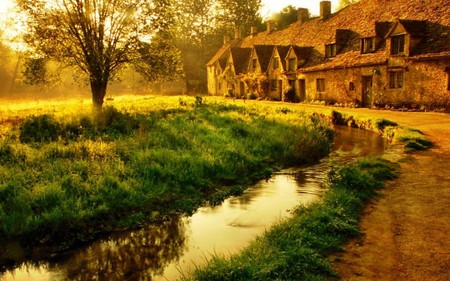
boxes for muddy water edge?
[0,126,387,281]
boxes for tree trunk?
[90,78,108,112]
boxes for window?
[361,37,375,53]
[252,58,257,70]
[273,57,279,70]
[270,79,278,91]
[391,35,405,55]
[316,78,325,92]
[325,44,336,58]
[389,70,404,88]
[349,82,355,91]
[288,58,296,72]
[446,67,450,91]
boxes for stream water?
[0,126,386,281]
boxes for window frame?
[391,35,406,55]
[270,79,278,91]
[349,82,355,91]
[388,70,404,89]
[446,67,450,91]
[273,57,279,70]
[361,37,375,53]
[316,78,326,92]
[288,58,296,72]
[325,44,337,58]
[252,58,258,71]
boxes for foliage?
[272,5,302,29]
[338,0,361,10]
[282,86,296,102]
[19,114,62,143]
[22,57,48,86]
[217,0,263,36]
[132,32,184,83]
[394,127,433,152]
[240,72,268,99]
[184,158,397,280]
[0,97,333,251]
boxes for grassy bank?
[331,110,432,152]
[0,97,333,255]
[184,157,398,280]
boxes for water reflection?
[1,126,386,281]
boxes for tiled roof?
[206,39,240,66]
[254,45,276,73]
[276,46,291,61]
[231,48,252,74]
[208,0,450,71]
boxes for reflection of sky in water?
[1,126,386,281]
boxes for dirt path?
[237,101,450,279]
[319,107,450,280]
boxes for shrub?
[19,115,61,143]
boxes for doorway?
[298,79,306,102]
[362,76,373,107]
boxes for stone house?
[206,0,450,108]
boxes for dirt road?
[317,107,450,280]
[238,100,450,280]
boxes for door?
[278,80,283,100]
[298,79,306,102]
[362,76,373,107]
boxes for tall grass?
[0,97,333,250]
[184,157,398,280]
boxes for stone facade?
[206,0,450,108]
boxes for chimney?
[223,35,230,45]
[320,1,332,19]
[266,20,275,33]
[234,28,242,39]
[251,26,258,36]
[297,8,309,25]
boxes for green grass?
[0,97,334,251]
[184,157,398,281]
[394,127,433,152]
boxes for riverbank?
[0,97,334,266]
[184,157,399,280]
[254,101,450,280]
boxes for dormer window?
[391,35,405,55]
[252,58,257,70]
[273,57,279,70]
[325,44,336,58]
[361,37,375,53]
[288,58,296,72]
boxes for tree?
[17,0,181,110]
[272,5,301,29]
[338,0,361,10]
[218,0,263,36]
[173,0,222,93]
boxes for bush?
[19,115,61,143]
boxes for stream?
[0,126,387,281]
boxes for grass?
[0,96,334,252]
[330,110,432,151]
[183,157,398,281]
